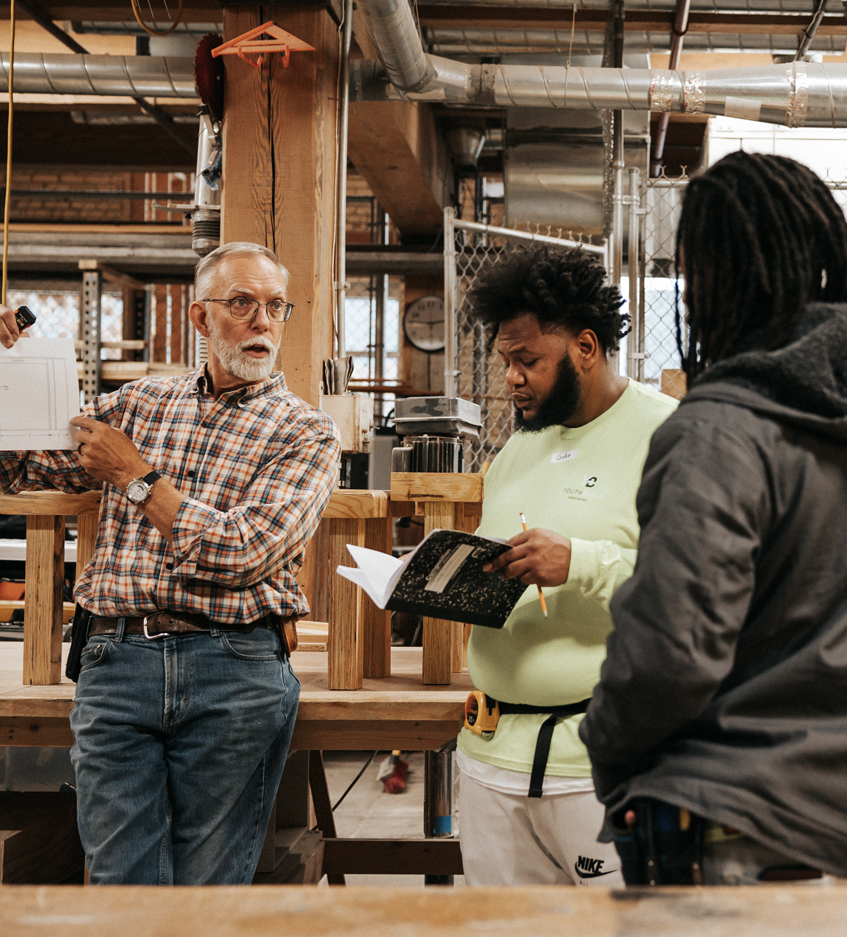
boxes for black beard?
[514,353,582,434]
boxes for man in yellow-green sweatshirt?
[457,245,677,885]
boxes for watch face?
[404,296,445,353]
[126,479,149,504]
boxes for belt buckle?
[142,616,170,640]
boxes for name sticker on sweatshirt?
[551,450,578,464]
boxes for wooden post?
[220,4,339,408]
[327,517,365,690]
[363,515,392,679]
[23,515,65,686]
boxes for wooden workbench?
[0,644,471,751]
[3,884,847,935]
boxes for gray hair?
[194,242,290,299]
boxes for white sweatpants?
[459,771,624,886]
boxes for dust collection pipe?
[355,0,847,128]
[0,52,196,97]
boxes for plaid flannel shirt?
[0,369,340,623]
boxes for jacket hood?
[683,303,847,441]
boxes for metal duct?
[356,0,847,127]
[0,52,196,97]
[423,29,845,57]
[385,55,847,128]
[357,0,435,93]
[446,125,486,169]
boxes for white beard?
[207,317,279,382]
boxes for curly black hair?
[676,151,847,382]
[467,244,629,354]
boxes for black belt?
[493,697,592,798]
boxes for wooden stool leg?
[422,502,454,685]
[23,514,65,686]
[453,503,478,673]
[363,516,391,679]
[75,511,99,585]
[327,517,365,690]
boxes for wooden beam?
[78,259,146,291]
[347,99,452,238]
[0,491,101,516]
[220,4,338,406]
[390,472,484,504]
[348,5,453,239]
[322,837,463,876]
[26,1,221,22]
[324,488,389,520]
[290,718,462,751]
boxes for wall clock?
[403,295,445,353]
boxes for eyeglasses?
[203,297,295,322]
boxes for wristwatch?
[125,470,161,505]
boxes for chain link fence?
[6,287,124,357]
[445,210,606,472]
[632,173,687,396]
[634,170,847,398]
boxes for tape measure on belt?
[465,692,591,799]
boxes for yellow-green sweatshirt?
[457,378,678,776]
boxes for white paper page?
[336,545,405,608]
[0,338,80,450]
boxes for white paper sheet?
[0,338,80,450]
[337,544,406,609]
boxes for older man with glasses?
[0,242,341,885]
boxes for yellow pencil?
[519,512,548,618]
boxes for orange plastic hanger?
[211,21,315,69]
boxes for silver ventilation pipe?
[0,52,196,97]
[357,0,435,93]
[355,0,847,127]
[393,55,847,128]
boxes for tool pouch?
[273,614,299,656]
[612,798,705,886]
[65,605,93,682]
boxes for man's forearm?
[132,476,186,545]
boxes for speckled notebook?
[338,529,527,628]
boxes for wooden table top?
[3,884,847,936]
[0,645,472,750]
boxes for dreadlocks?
[676,151,847,382]
[469,244,629,354]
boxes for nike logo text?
[575,856,616,879]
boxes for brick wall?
[7,169,192,224]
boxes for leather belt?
[90,610,275,640]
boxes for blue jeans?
[69,621,299,885]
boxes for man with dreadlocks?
[581,151,847,885]
[455,244,676,885]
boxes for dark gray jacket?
[580,303,847,876]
